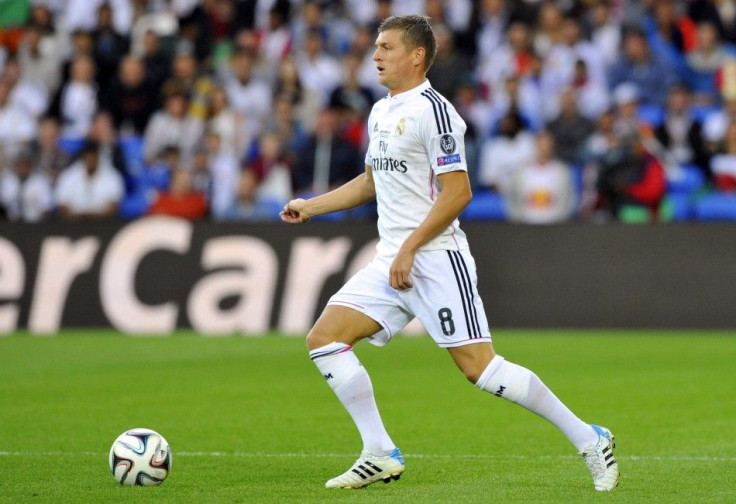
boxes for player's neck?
[388,77,428,97]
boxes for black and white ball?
[109,428,172,486]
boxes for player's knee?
[306,329,331,351]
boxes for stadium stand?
[2,0,736,224]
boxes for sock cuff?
[309,342,352,361]
[475,354,505,390]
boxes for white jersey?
[365,80,470,258]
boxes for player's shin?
[475,355,597,451]
[309,342,395,456]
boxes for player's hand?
[390,248,415,290]
[280,198,311,223]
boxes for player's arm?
[390,170,472,289]
[280,164,376,223]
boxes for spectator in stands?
[0,149,53,222]
[329,51,375,121]
[55,140,125,220]
[258,0,293,79]
[143,145,178,196]
[190,145,213,200]
[703,95,736,146]
[143,91,204,166]
[542,16,607,107]
[0,80,36,162]
[88,111,127,178]
[53,55,98,143]
[689,0,736,45]
[452,78,494,150]
[233,131,293,220]
[476,0,510,58]
[571,59,611,121]
[160,50,213,120]
[27,116,70,183]
[103,55,157,136]
[29,4,56,38]
[274,56,321,132]
[589,2,621,68]
[295,27,343,107]
[148,167,208,219]
[548,87,594,165]
[533,1,564,58]
[292,105,363,196]
[426,23,472,100]
[61,30,95,84]
[477,22,534,102]
[506,131,576,224]
[478,109,536,194]
[92,2,130,97]
[262,92,308,165]
[608,27,676,107]
[612,83,647,141]
[17,24,63,95]
[645,0,694,60]
[2,57,47,121]
[64,0,133,35]
[490,73,544,132]
[595,133,667,221]
[655,84,708,177]
[207,131,241,220]
[686,22,735,105]
[580,109,617,219]
[139,30,170,92]
[709,122,736,191]
[352,24,386,99]
[207,84,251,159]
[223,48,272,142]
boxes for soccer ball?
[109,428,172,486]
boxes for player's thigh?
[408,249,492,348]
[309,260,412,349]
[307,304,384,350]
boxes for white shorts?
[328,249,492,348]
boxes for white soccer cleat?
[325,448,405,489]
[581,424,619,491]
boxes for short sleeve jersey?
[365,80,469,258]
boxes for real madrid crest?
[394,118,406,136]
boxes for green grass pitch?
[1,330,735,503]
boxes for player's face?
[373,29,417,94]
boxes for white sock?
[309,342,395,456]
[475,355,598,452]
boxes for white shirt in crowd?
[55,160,124,215]
[506,160,576,224]
[710,153,736,180]
[478,131,537,194]
[59,82,97,140]
[143,111,204,164]
[224,76,272,138]
[0,104,36,159]
[296,51,343,107]
[0,169,53,222]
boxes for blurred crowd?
[2,0,736,224]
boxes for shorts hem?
[435,336,492,348]
[326,300,392,347]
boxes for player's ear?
[413,47,426,68]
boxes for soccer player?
[280,15,619,492]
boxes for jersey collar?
[387,79,432,103]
